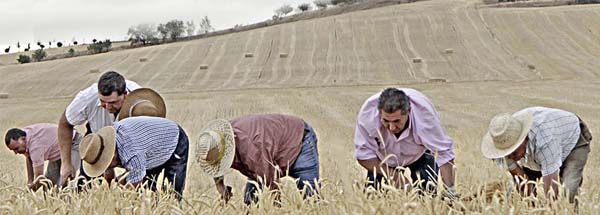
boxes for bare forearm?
[26,157,34,183]
[58,113,74,166]
[439,161,455,188]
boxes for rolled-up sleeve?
[354,122,379,161]
[65,87,94,126]
[125,155,147,184]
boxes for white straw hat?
[195,119,236,177]
[481,111,533,159]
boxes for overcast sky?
[1,0,309,52]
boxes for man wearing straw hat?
[196,114,320,205]
[4,124,82,191]
[58,71,141,185]
[481,107,592,203]
[78,93,187,200]
[354,88,457,196]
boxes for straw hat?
[195,119,236,177]
[481,111,533,159]
[117,88,166,121]
[80,126,116,177]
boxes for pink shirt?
[23,123,62,167]
[354,88,455,167]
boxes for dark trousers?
[145,126,189,201]
[366,151,439,192]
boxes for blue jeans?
[366,151,439,192]
[146,125,189,201]
[244,122,320,205]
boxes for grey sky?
[1,0,309,52]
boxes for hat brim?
[82,126,117,177]
[481,112,533,159]
[117,88,166,121]
[196,119,236,177]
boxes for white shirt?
[65,80,141,133]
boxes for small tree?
[274,4,294,18]
[128,23,157,45]
[32,49,47,62]
[17,55,31,64]
[157,24,169,41]
[198,16,214,35]
[314,0,331,8]
[165,20,185,40]
[298,3,312,12]
[186,21,196,37]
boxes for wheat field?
[1,0,599,214]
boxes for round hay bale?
[244,53,254,58]
[199,65,209,70]
[527,64,536,70]
[139,57,148,62]
[0,93,8,99]
[444,49,454,54]
[279,53,288,58]
[89,69,100,73]
[412,58,422,63]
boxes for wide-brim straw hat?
[117,88,166,121]
[195,119,236,177]
[481,111,533,159]
[80,126,116,177]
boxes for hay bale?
[139,57,148,62]
[89,69,100,73]
[444,49,454,54]
[244,53,254,58]
[199,65,209,70]
[0,93,8,99]
[428,78,447,83]
[412,58,422,63]
[279,53,288,58]
[527,64,536,70]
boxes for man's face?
[99,91,126,113]
[380,109,410,135]
[7,137,27,155]
[507,137,528,161]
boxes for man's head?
[4,128,27,155]
[507,137,528,161]
[378,88,411,134]
[97,71,128,113]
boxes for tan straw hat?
[80,126,117,177]
[117,88,166,121]
[481,111,533,159]
[195,119,236,177]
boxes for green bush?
[68,48,75,57]
[87,39,112,54]
[17,55,31,64]
[32,49,47,62]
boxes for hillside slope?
[0,0,598,99]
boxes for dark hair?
[4,128,26,146]
[378,88,410,114]
[98,71,126,96]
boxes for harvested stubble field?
[1,0,599,214]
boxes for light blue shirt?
[113,116,179,183]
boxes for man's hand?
[218,185,233,202]
[59,164,75,187]
[103,168,116,182]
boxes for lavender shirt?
[354,88,455,167]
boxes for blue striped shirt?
[113,116,180,183]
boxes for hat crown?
[80,134,103,164]
[196,131,223,163]
[488,113,525,150]
[129,99,159,117]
